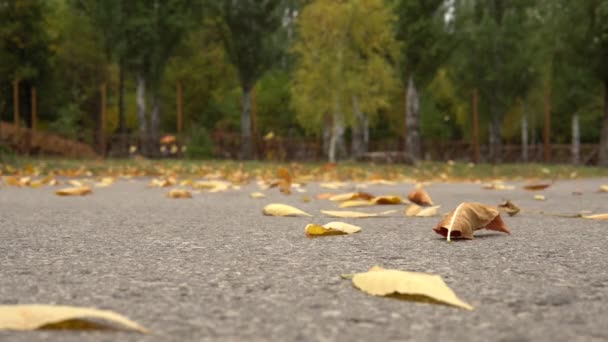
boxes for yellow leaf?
[599,185,608,192]
[582,213,608,220]
[339,200,373,208]
[263,204,312,217]
[305,221,361,236]
[167,189,192,199]
[404,204,440,217]
[249,192,267,199]
[55,186,92,196]
[533,194,546,201]
[329,192,374,202]
[193,180,230,193]
[68,180,84,187]
[321,210,396,218]
[0,304,148,333]
[320,182,348,190]
[351,267,473,310]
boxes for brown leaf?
[277,167,292,194]
[329,192,374,202]
[433,202,510,241]
[523,183,551,191]
[167,189,192,199]
[370,195,403,205]
[407,188,433,206]
[498,200,520,217]
[55,186,92,196]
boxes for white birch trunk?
[406,76,421,160]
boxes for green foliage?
[185,125,214,159]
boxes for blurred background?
[0,0,607,165]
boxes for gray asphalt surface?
[1,178,608,341]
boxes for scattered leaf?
[523,182,551,191]
[329,192,374,202]
[350,266,473,310]
[277,167,292,194]
[407,188,433,206]
[193,180,230,193]
[404,204,440,217]
[249,192,266,199]
[55,186,92,196]
[263,204,312,217]
[433,202,511,241]
[581,213,608,220]
[533,194,546,201]
[320,182,348,190]
[316,193,335,200]
[370,195,404,205]
[321,209,396,218]
[0,304,148,333]
[339,200,373,208]
[498,200,520,217]
[301,195,311,203]
[167,189,192,199]
[305,221,361,236]
[482,182,514,190]
[599,185,608,193]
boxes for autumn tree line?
[1,0,607,164]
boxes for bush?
[185,125,214,159]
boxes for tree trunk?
[328,102,345,163]
[351,96,364,159]
[488,105,502,163]
[118,61,125,134]
[323,115,331,158]
[149,93,160,141]
[136,74,148,153]
[405,76,421,160]
[599,80,608,166]
[521,106,528,163]
[241,84,253,159]
[571,114,580,165]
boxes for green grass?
[1,156,607,181]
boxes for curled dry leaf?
[370,195,403,205]
[321,209,396,218]
[249,192,266,199]
[305,221,361,237]
[167,189,192,199]
[0,305,148,333]
[55,186,92,196]
[277,167,292,194]
[404,204,440,217]
[523,182,551,191]
[581,213,608,220]
[407,188,433,206]
[263,204,312,217]
[329,192,374,202]
[339,200,373,208]
[350,266,473,310]
[433,202,510,242]
[498,200,520,217]
[599,185,608,193]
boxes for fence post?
[472,88,480,163]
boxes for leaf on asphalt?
[95,177,115,188]
[0,304,148,333]
[404,204,440,217]
[523,182,551,191]
[581,213,608,220]
[263,204,312,217]
[3,176,30,187]
[329,192,374,202]
[148,178,175,188]
[533,194,546,201]
[277,167,292,194]
[55,186,92,196]
[320,182,348,190]
[407,188,433,206]
[370,195,403,205]
[339,200,374,208]
[305,221,361,237]
[167,189,192,199]
[433,202,511,241]
[498,200,520,217]
[316,193,335,200]
[68,180,84,187]
[349,266,473,310]
[193,180,230,193]
[599,185,608,192]
[249,192,266,199]
[301,195,311,203]
[482,182,514,190]
[321,209,396,218]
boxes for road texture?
[1,178,607,341]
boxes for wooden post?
[100,82,107,156]
[176,80,183,134]
[13,79,19,127]
[472,88,480,163]
[251,85,258,157]
[543,86,551,162]
[31,86,37,131]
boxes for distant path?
[0,179,607,341]
[0,122,97,158]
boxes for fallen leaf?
[339,200,373,208]
[599,185,608,192]
[305,221,361,236]
[533,194,546,201]
[55,186,92,196]
[301,195,311,203]
[482,182,514,190]
[263,204,312,217]
[407,188,433,206]
[329,192,374,202]
[581,213,608,220]
[523,182,551,191]
[320,182,348,190]
[316,193,335,200]
[249,192,266,199]
[350,266,473,310]
[370,195,404,205]
[433,202,511,241]
[498,200,520,217]
[193,180,230,193]
[277,167,292,194]
[404,204,440,217]
[68,180,84,187]
[0,304,148,333]
[321,210,396,218]
[167,189,192,199]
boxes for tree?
[214,0,286,159]
[396,0,449,160]
[292,0,399,162]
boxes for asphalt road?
[1,178,607,341]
